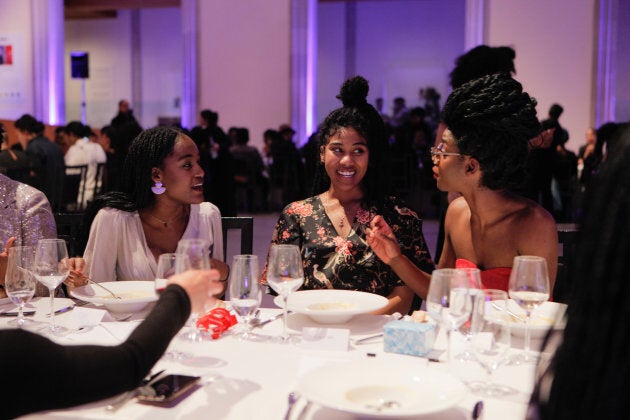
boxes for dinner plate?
[298,358,467,417]
[275,290,388,324]
[504,300,567,338]
[70,281,158,313]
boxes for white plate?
[298,359,467,417]
[276,290,388,324]
[70,281,158,313]
[504,300,567,338]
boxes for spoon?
[87,278,122,299]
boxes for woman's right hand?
[366,215,402,265]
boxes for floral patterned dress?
[261,195,434,298]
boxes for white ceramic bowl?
[298,358,467,417]
[504,300,567,338]
[71,281,158,313]
[281,289,388,324]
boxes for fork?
[87,279,122,299]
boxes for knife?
[0,304,75,317]
[251,311,293,329]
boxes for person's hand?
[0,237,16,292]
[168,269,222,314]
[65,257,89,288]
[366,215,402,265]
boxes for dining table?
[1,296,548,420]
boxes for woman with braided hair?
[368,73,557,295]
[261,76,435,315]
[66,126,229,296]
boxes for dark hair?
[82,126,183,234]
[313,76,390,204]
[548,103,564,119]
[65,121,86,137]
[235,127,250,145]
[449,45,516,89]
[441,72,540,191]
[14,114,45,135]
[536,125,630,419]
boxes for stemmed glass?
[155,253,189,295]
[453,268,482,361]
[4,246,37,328]
[176,238,210,341]
[468,289,514,396]
[426,268,473,363]
[228,255,264,341]
[266,244,304,343]
[32,239,70,335]
[508,255,550,364]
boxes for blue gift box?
[383,320,436,357]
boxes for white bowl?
[71,281,158,313]
[504,300,567,338]
[281,290,388,324]
[298,358,467,417]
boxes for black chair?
[54,212,86,257]
[57,164,88,212]
[554,223,579,303]
[221,216,254,262]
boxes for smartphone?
[137,374,200,402]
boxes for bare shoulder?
[446,196,470,219]
[513,198,558,246]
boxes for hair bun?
[336,76,369,107]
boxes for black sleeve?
[0,284,191,419]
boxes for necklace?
[323,192,361,229]
[145,208,187,228]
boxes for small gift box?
[383,319,436,357]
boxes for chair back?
[54,212,86,257]
[58,164,88,212]
[221,216,254,262]
[554,222,579,303]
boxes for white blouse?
[83,202,223,282]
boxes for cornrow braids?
[312,76,391,205]
[442,72,540,192]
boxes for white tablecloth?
[2,300,541,419]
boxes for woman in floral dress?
[261,76,434,314]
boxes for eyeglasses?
[430,142,464,165]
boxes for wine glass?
[33,239,70,335]
[176,238,211,341]
[266,244,304,343]
[453,268,482,361]
[468,289,514,396]
[426,268,473,363]
[155,253,189,295]
[228,255,264,341]
[4,246,37,328]
[508,255,550,364]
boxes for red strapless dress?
[455,258,512,293]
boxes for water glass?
[176,239,211,341]
[266,244,304,343]
[468,289,514,396]
[4,246,36,328]
[155,253,189,295]
[33,239,70,335]
[228,255,264,341]
[426,268,473,363]
[508,255,550,363]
